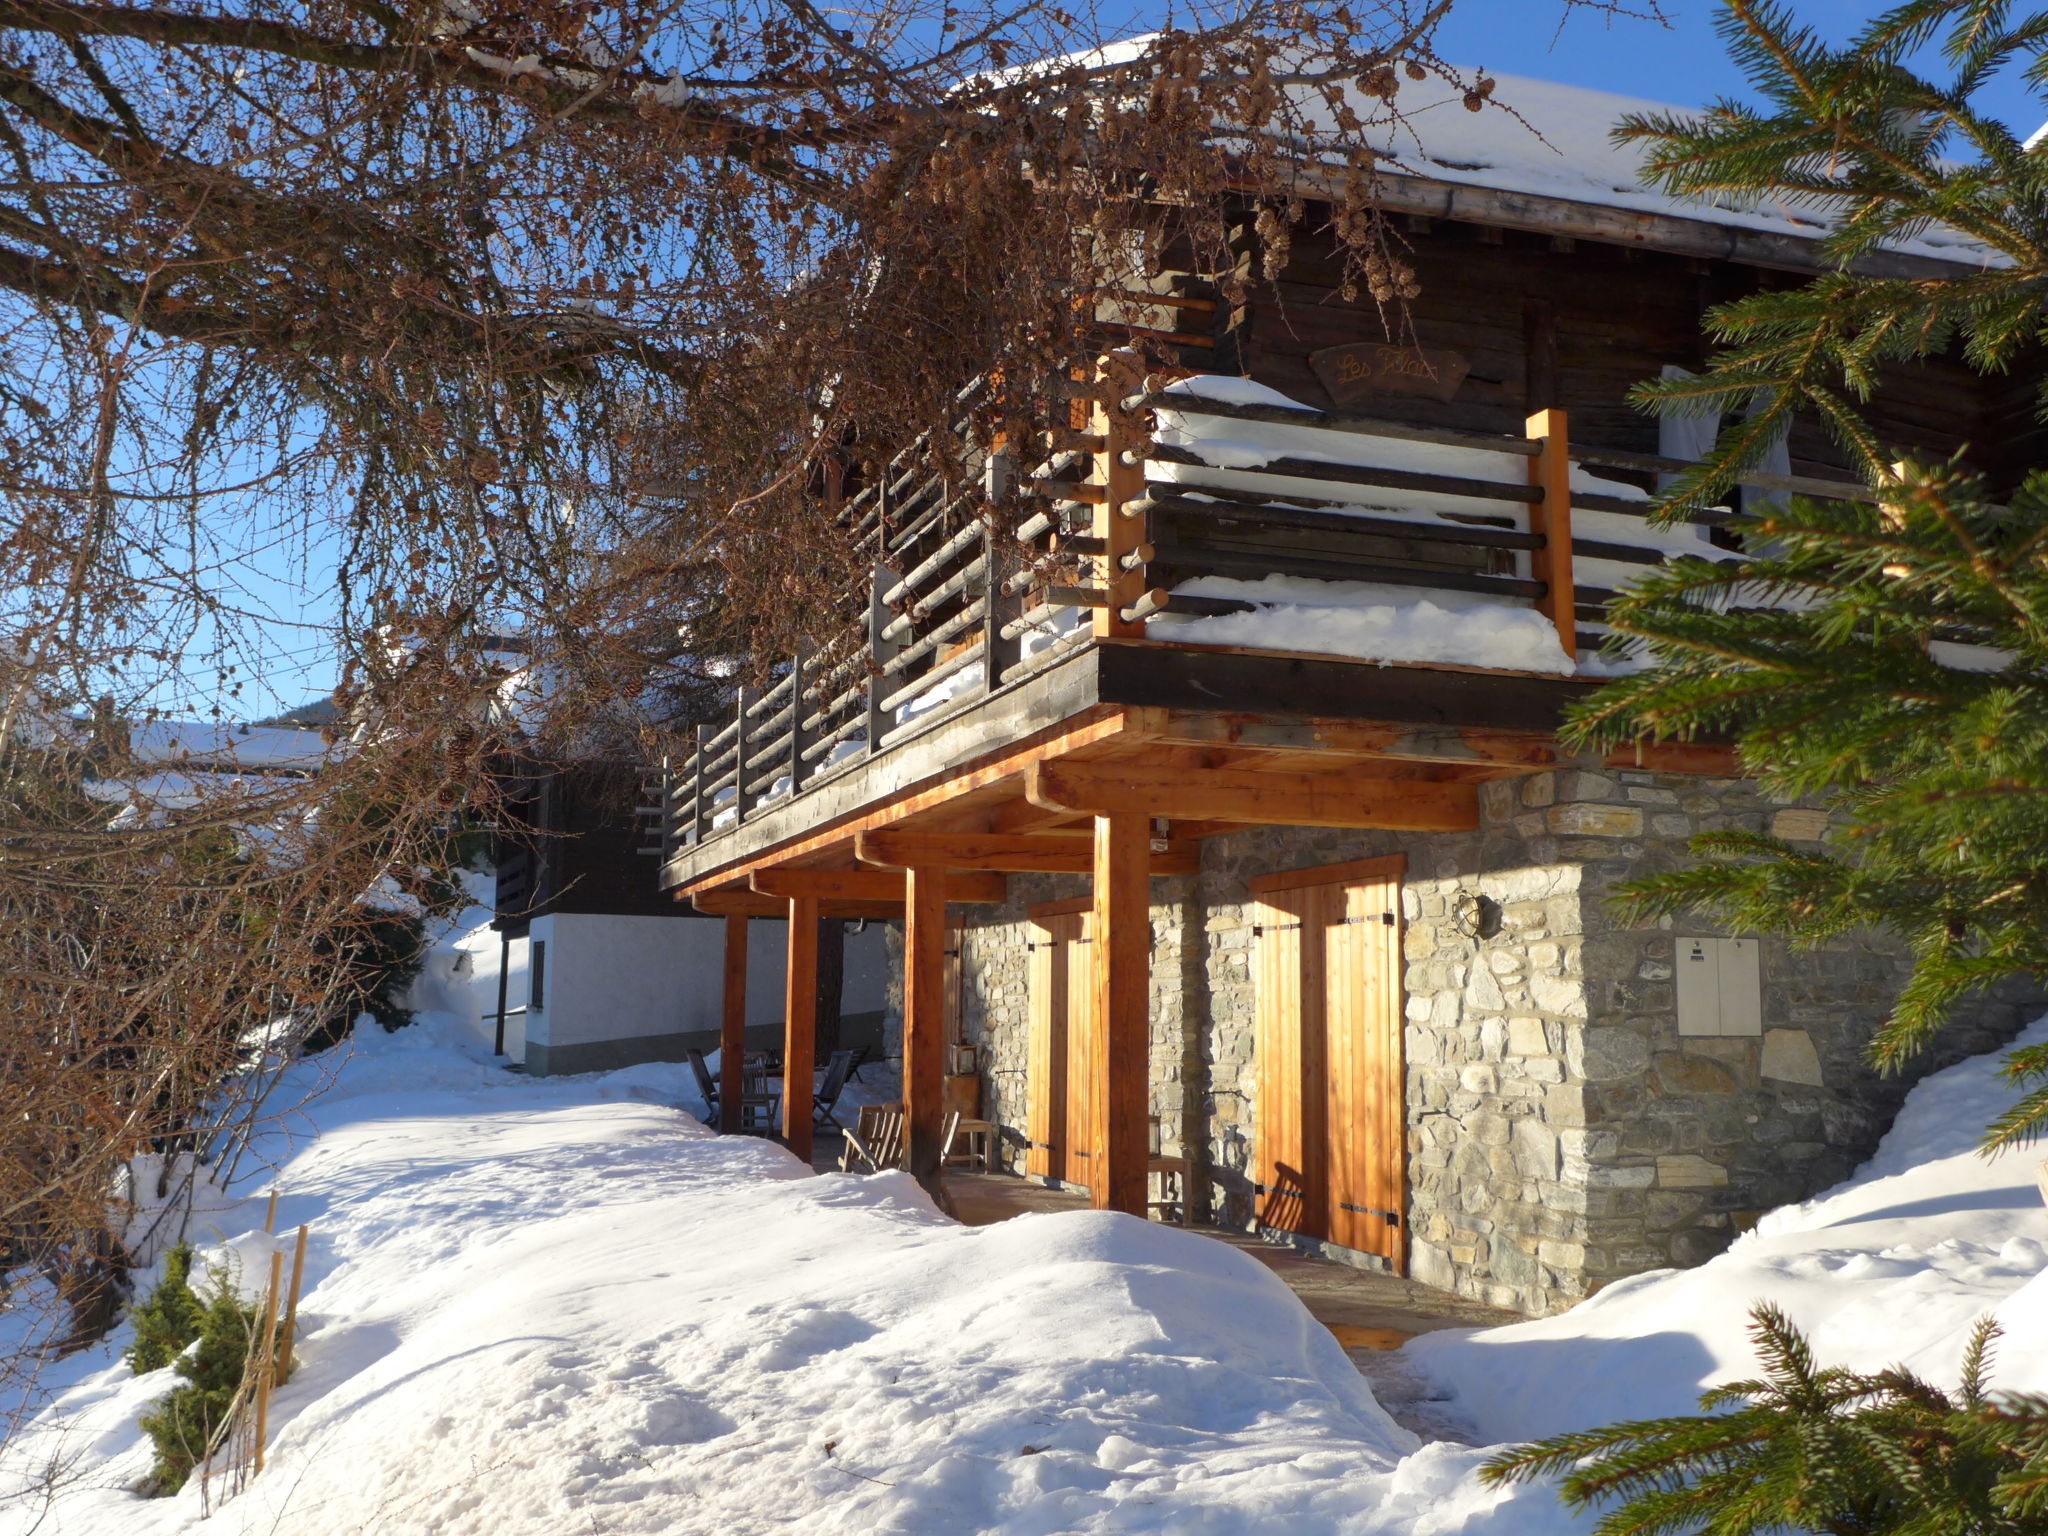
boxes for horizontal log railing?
[661,363,1873,858]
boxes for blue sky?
[227,0,2046,723]
[1430,1,2044,132]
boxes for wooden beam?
[718,915,748,1135]
[1092,813,1149,1217]
[1092,350,1150,641]
[1527,408,1577,665]
[903,866,949,1199]
[1027,895,1094,923]
[1603,741,1740,776]
[1026,761,1479,831]
[1248,852,1409,897]
[750,867,1008,903]
[668,700,1133,897]
[782,895,818,1164]
[692,890,906,920]
[986,797,1085,835]
[856,830,1200,876]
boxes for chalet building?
[491,758,891,1074]
[651,68,2042,1314]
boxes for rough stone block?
[1771,807,1832,842]
[1513,1118,1561,1180]
[1521,774,1558,808]
[1652,1052,1738,1096]
[1656,1154,1729,1188]
[1507,1016,1551,1057]
[1528,971,1589,1019]
[1761,1028,1825,1086]
[1548,803,1645,838]
[1560,771,1618,802]
[1587,1164,1657,1188]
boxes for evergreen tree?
[1613,0,2048,507]
[133,1262,285,1497]
[1565,463,2048,1147]
[1482,1305,2048,1535]
[1567,0,2048,1148]
[124,1244,205,1375]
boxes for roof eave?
[1303,165,1985,280]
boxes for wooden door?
[1026,908,1096,1189]
[1253,858,1407,1270]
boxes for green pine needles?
[1565,461,2048,1146]
[1482,1305,2048,1535]
[123,1247,285,1497]
[1613,0,2048,511]
[124,1243,205,1375]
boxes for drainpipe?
[492,929,512,1056]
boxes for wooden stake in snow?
[278,1224,309,1379]
[253,1248,283,1474]
[263,1187,279,1235]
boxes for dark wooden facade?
[494,759,680,937]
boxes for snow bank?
[1152,577,1576,675]
[1411,1018,2048,1443]
[0,1014,1584,1536]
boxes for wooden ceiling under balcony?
[676,685,1685,915]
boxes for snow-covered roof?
[1018,38,1990,269]
[127,720,333,771]
[1344,67,1989,268]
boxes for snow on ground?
[9,887,2046,1535]
[0,1015,1578,1536]
[1411,1017,2048,1443]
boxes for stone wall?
[900,762,2040,1315]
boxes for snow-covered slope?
[0,1018,1580,1536]
[1411,1018,2048,1443]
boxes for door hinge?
[1338,1201,1402,1226]
[1336,913,1398,927]
[1253,922,1302,936]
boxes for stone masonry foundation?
[893,762,2039,1315]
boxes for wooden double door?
[1026,904,1097,1192]
[1253,856,1408,1270]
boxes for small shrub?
[124,1244,204,1374]
[1482,1303,2048,1535]
[134,1261,288,1497]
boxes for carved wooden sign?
[1309,343,1471,405]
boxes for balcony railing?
[644,354,1870,865]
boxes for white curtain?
[1656,365,1720,488]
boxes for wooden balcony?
[648,353,1862,890]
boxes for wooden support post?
[719,913,748,1133]
[782,895,818,1163]
[1092,349,1151,639]
[903,865,949,1196]
[1526,407,1577,664]
[492,929,511,1056]
[1091,812,1149,1217]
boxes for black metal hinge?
[1338,1201,1402,1226]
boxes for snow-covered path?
[7,978,2047,1533]
[0,1022,1579,1535]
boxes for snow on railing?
[657,364,1870,858]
